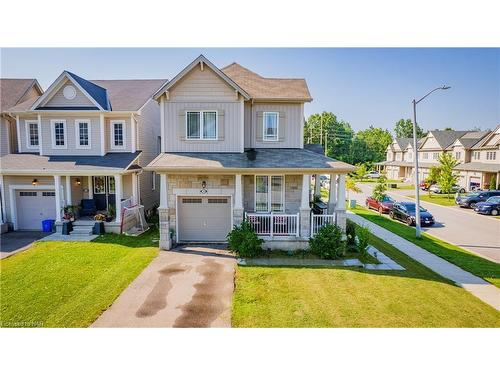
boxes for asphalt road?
[349,183,500,263]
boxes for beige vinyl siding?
[1,118,10,155]
[136,99,161,210]
[168,67,237,102]
[17,117,39,154]
[244,101,252,148]
[20,85,42,103]
[420,136,441,150]
[106,117,132,153]
[248,103,303,148]
[163,101,243,152]
[44,81,95,108]
[40,116,101,155]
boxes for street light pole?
[412,85,450,238]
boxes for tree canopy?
[394,118,425,139]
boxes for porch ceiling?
[145,148,356,174]
[0,151,142,175]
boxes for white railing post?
[296,213,300,237]
[270,212,274,238]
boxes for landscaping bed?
[0,228,159,328]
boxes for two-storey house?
[146,55,355,250]
[0,71,167,234]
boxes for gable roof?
[394,137,413,150]
[66,71,110,110]
[153,55,250,101]
[0,78,43,112]
[448,130,491,149]
[221,63,312,102]
[472,125,500,149]
[425,130,469,149]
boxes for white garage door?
[16,190,56,230]
[177,196,231,242]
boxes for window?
[255,175,284,212]
[422,152,428,159]
[182,198,202,204]
[263,112,279,141]
[432,152,439,160]
[20,191,37,197]
[473,151,480,160]
[186,111,217,140]
[93,176,106,194]
[208,198,228,204]
[151,171,156,190]
[42,192,55,197]
[108,176,115,194]
[75,119,91,148]
[51,120,67,148]
[455,151,461,159]
[486,151,497,160]
[25,121,39,148]
[110,121,126,149]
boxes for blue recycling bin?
[42,219,55,232]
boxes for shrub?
[356,225,371,258]
[227,220,264,258]
[346,220,356,248]
[309,223,345,259]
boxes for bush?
[227,220,264,258]
[356,225,371,258]
[346,220,356,248]
[309,224,345,259]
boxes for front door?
[93,176,116,211]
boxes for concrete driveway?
[351,183,500,263]
[92,244,236,328]
[0,231,50,259]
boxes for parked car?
[456,190,500,208]
[473,196,500,216]
[365,170,381,179]
[389,202,435,226]
[365,195,395,214]
[420,181,434,191]
[429,184,466,194]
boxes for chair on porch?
[80,199,97,217]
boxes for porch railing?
[310,213,336,237]
[121,196,134,209]
[245,212,300,237]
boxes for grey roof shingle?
[0,152,141,173]
[0,79,41,112]
[66,71,110,110]
[454,162,500,173]
[428,130,469,149]
[146,148,355,172]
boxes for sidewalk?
[348,212,500,310]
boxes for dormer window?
[111,120,126,149]
[51,120,67,149]
[186,111,217,140]
[263,112,279,141]
[26,121,39,149]
[75,119,91,149]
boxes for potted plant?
[93,213,106,235]
[63,205,78,222]
[107,204,116,222]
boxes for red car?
[365,195,395,214]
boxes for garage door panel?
[16,190,56,230]
[178,196,231,242]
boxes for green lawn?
[389,183,415,190]
[407,194,458,206]
[0,228,159,328]
[232,231,500,327]
[350,206,500,287]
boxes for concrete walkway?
[92,245,236,328]
[348,212,500,310]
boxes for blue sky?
[1,48,498,133]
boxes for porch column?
[54,175,62,222]
[114,174,122,223]
[314,174,321,199]
[132,173,139,205]
[87,176,93,199]
[0,175,6,225]
[336,174,346,231]
[100,114,105,156]
[130,114,137,153]
[300,174,311,238]
[159,173,171,250]
[328,174,337,214]
[65,176,72,206]
[233,174,244,226]
[496,172,500,190]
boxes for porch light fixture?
[200,181,208,194]
[32,179,38,186]
[76,178,81,186]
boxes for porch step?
[71,227,94,235]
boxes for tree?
[346,176,361,201]
[394,118,425,139]
[437,152,459,199]
[351,126,393,164]
[426,165,442,195]
[372,174,388,203]
[354,164,368,181]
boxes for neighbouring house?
[145,55,355,250]
[0,73,167,235]
[376,128,499,190]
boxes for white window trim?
[185,110,218,141]
[110,120,126,150]
[254,175,285,213]
[151,171,156,190]
[25,120,40,149]
[263,112,279,142]
[50,119,67,149]
[75,119,92,149]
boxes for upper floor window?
[422,152,428,159]
[455,151,461,159]
[263,112,279,141]
[75,119,91,149]
[111,121,125,149]
[186,111,217,140]
[25,121,39,149]
[51,120,67,149]
[432,152,439,160]
[473,151,480,160]
[486,151,497,160]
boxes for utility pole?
[319,113,323,147]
